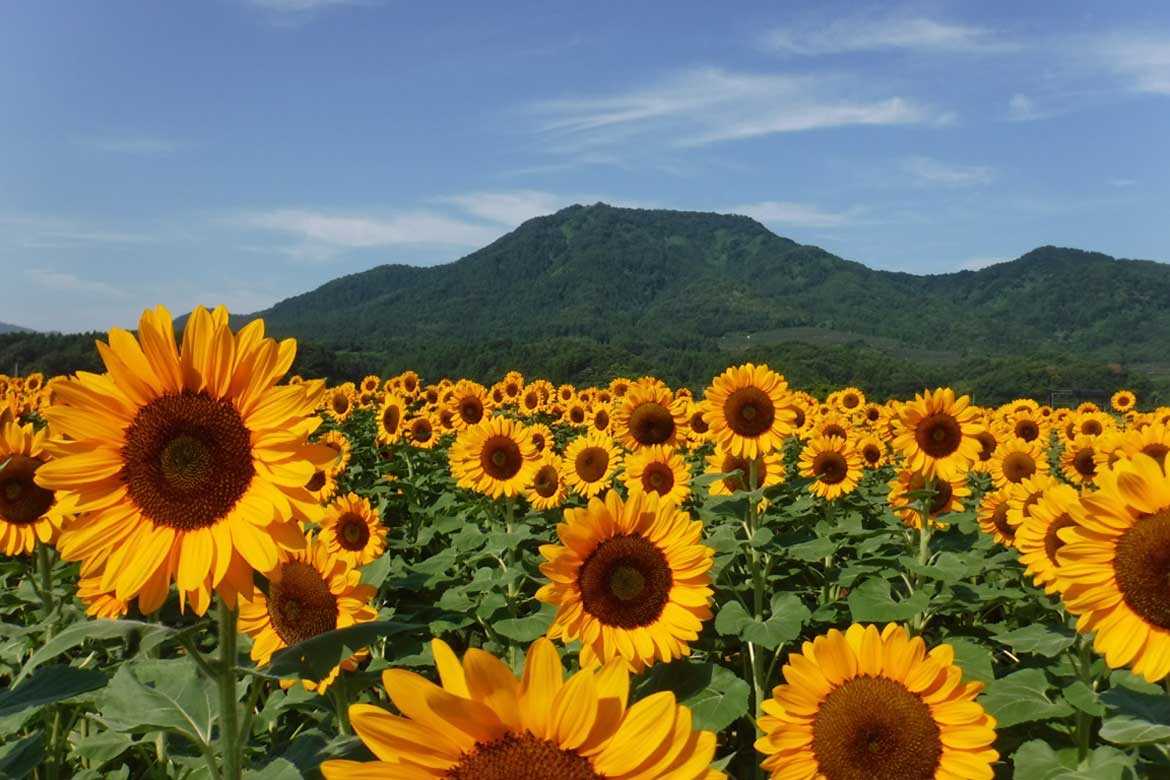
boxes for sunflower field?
[2,305,1170,780]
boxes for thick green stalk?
[1074,635,1095,763]
[909,492,934,633]
[36,542,54,628]
[216,598,242,780]
[745,458,768,780]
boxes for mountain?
[5,203,1169,403]
[0,322,32,335]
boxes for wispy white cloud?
[75,133,184,155]
[1094,34,1170,95]
[0,214,155,249]
[1006,93,1046,121]
[1110,177,1138,188]
[903,156,994,187]
[245,0,361,11]
[530,67,942,151]
[25,268,129,298]
[765,15,1012,56]
[730,201,858,229]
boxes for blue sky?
[3,0,1169,332]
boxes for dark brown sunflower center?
[642,463,675,495]
[1001,452,1037,483]
[1142,443,1169,469]
[790,405,807,429]
[1072,447,1097,478]
[992,503,1015,541]
[812,676,942,780]
[267,561,339,646]
[862,444,882,465]
[305,470,326,492]
[720,456,757,492]
[523,392,540,410]
[813,452,848,485]
[381,405,401,433]
[1044,514,1076,565]
[822,423,848,440]
[1081,419,1103,436]
[577,535,672,628]
[331,395,350,414]
[412,420,434,441]
[628,403,675,446]
[593,410,610,430]
[865,407,881,422]
[530,432,547,452]
[1015,420,1040,441]
[532,465,560,498]
[916,413,962,458]
[975,432,997,462]
[446,733,602,780]
[336,512,371,551]
[0,455,55,526]
[122,392,254,531]
[1113,511,1170,631]
[575,447,609,483]
[689,412,709,434]
[725,387,775,437]
[482,436,523,481]
[459,398,484,425]
[569,407,586,424]
[842,393,861,409]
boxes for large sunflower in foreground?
[703,363,795,458]
[892,388,984,480]
[798,436,863,501]
[621,444,692,506]
[1,420,71,555]
[1059,452,1170,681]
[36,306,332,615]
[239,534,377,692]
[320,637,725,780]
[612,380,688,451]
[319,492,387,568]
[562,432,623,498]
[537,490,714,671]
[449,416,539,499]
[757,624,998,780]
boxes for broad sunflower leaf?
[635,661,750,732]
[244,758,303,780]
[713,594,808,650]
[992,623,1077,657]
[14,620,180,684]
[267,620,419,680]
[1099,684,1170,745]
[846,578,929,622]
[0,732,44,780]
[99,658,216,747]
[1010,740,1138,780]
[982,668,1074,728]
[492,604,557,643]
[0,665,107,719]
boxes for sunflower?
[0,420,71,555]
[857,434,888,469]
[887,470,970,529]
[448,381,493,430]
[811,410,856,444]
[684,400,711,445]
[609,376,632,398]
[537,490,714,671]
[557,383,577,403]
[799,436,863,501]
[622,445,692,507]
[405,414,440,449]
[374,392,407,446]
[501,370,524,402]
[325,387,355,423]
[998,410,1047,444]
[977,489,1016,546]
[566,399,590,427]
[704,448,786,503]
[562,432,623,498]
[319,492,387,568]
[526,422,554,455]
[892,388,985,480]
[520,386,544,416]
[1005,473,1061,531]
[321,637,724,780]
[835,386,866,413]
[860,402,887,429]
[703,363,795,458]
[969,427,999,474]
[589,404,612,435]
[449,416,539,499]
[1065,410,1114,442]
[319,430,351,478]
[988,437,1049,489]
[36,306,331,615]
[305,464,339,505]
[1059,451,1170,681]
[612,380,688,451]
[756,624,997,780]
[1111,389,1137,413]
[1113,422,1170,471]
[1015,482,1084,595]
[1060,434,1101,485]
[77,571,130,619]
[525,452,569,511]
[239,534,377,692]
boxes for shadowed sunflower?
[1059,451,1170,681]
[977,489,1017,547]
[525,452,568,511]
[685,400,711,446]
[704,449,785,506]
[1006,473,1061,532]
[537,490,714,671]
[988,437,1049,489]
[562,432,623,499]
[36,306,332,615]
[756,624,997,780]
[612,380,688,451]
[857,434,888,469]
[405,414,440,449]
[320,492,387,568]
[77,572,130,619]
[621,445,692,507]
[1111,390,1137,413]
[318,430,351,478]
[1016,482,1084,595]
[887,470,969,530]
[239,534,377,692]
[892,388,984,480]
[1060,435,1101,486]
[375,392,407,446]
[526,423,554,455]
[320,637,725,780]
[799,436,863,501]
[969,427,999,474]
[812,411,855,443]
[1,420,72,555]
[304,464,339,505]
[703,363,795,458]
[450,416,540,499]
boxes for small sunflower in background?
[325,387,355,423]
[977,488,1017,547]
[887,469,970,529]
[562,431,622,498]
[447,380,493,430]
[892,387,984,480]
[239,535,377,692]
[969,427,1000,473]
[798,436,863,500]
[756,624,997,780]
[404,414,440,449]
[525,451,568,511]
[374,392,407,446]
[525,422,554,455]
[703,363,795,458]
[612,379,688,450]
[1015,482,1083,595]
[319,492,387,568]
[537,490,714,671]
[1111,389,1137,413]
[0,419,71,556]
[622,444,692,507]
[318,430,352,477]
[988,437,1049,488]
[449,416,539,499]
[856,434,888,469]
[588,403,612,435]
[1060,434,1101,485]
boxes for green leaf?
[268,620,419,680]
[982,669,1074,728]
[1099,684,1170,745]
[0,732,44,780]
[244,758,303,780]
[846,578,928,622]
[493,606,556,643]
[15,620,179,684]
[714,594,809,651]
[1064,681,1105,717]
[99,658,217,746]
[945,638,995,684]
[1011,740,1137,780]
[993,623,1077,657]
[635,661,750,732]
[0,665,107,718]
[359,553,393,588]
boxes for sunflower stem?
[36,541,54,630]
[909,491,935,633]
[1073,634,1095,763]
[216,597,242,780]
[745,458,768,743]
[331,679,351,736]
[503,496,520,670]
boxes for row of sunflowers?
[0,305,1168,780]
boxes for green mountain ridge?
[0,322,32,335]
